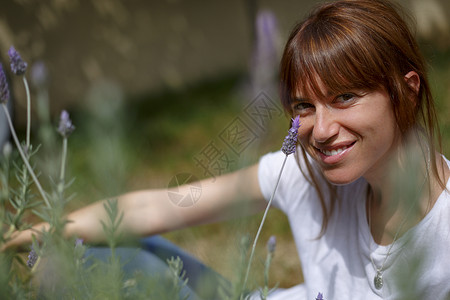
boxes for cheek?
[297,122,314,150]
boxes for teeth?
[321,146,348,156]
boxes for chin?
[321,169,361,186]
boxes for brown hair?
[279,0,444,235]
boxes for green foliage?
[101,198,124,254]
[166,256,190,300]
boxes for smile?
[320,145,350,156]
[315,141,356,164]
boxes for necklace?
[367,176,427,290]
[368,200,412,290]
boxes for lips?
[315,141,356,164]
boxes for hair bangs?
[281,16,388,113]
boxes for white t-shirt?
[256,151,450,299]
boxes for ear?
[404,71,420,96]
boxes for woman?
[6,0,450,298]
[260,0,450,298]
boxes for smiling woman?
[271,0,450,297]
[4,0,450,299]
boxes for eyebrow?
[293,89,338,102]
[292,96,308,102]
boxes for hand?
[1,223,48,252]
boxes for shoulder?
[258,150,306,190]
[257,150,322,210]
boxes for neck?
[365,143,430,245]
[366,188,413,245]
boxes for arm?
[5,163,266,248]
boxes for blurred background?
[1,0,449,288]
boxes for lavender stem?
[23,77,31,148]
[58,137,67,195]
[242,154,288,292]
[1,103,51,209]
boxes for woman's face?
[293,81,401,185]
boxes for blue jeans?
[85,236,230,299]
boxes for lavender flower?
[316,292,324,300]
[57,110,75,138]
[27,246,38,268]
[281,115,301,155]
[75,238,83,247]
[0,64,9,103]
[243,115,301,291]
[249,10,280,95]
[8,46,28,75]
[256,11,278,58]
[267,235,276,254]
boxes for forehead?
[294,74,335,100]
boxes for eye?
[292,101,314,114]
[335,93,355,103]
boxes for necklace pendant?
[374,271,383,290]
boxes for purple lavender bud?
[255,10,278,63]
[316,292,324,300]
[281,115,301,155]
[0,64,10,104]
[8,46,28,75]
[249,10,280,94]
[27,246,38,268]
[267,235,276,254]
[30,61,49,88]
[57,110,75,138]
[75,238,83,247]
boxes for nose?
[312,106,339,143]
